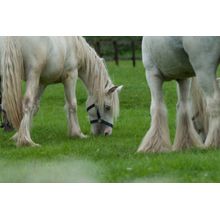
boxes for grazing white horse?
[0,37,122,147]
[139,36,220,153]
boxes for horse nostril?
[104,132,109,136]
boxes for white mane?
[74,36,119,120]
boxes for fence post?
[131,40,136,67]
[113,41,119,66]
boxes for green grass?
[1,61,220,182]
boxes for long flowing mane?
[74,36,119,120]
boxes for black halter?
[86,104,113,128]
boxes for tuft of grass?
[0,61,220,182]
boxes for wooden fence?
[87,39,142,67]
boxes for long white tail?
[1,37,23,129]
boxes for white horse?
[139,36,220,153]
[0,37,123,147]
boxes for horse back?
[18,37,77,84]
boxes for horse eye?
[104,105,111,111]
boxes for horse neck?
[76,38,110,97]
[79,62,110,98]
[78,70,93,95]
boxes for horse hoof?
[70,132,88,139]
[30,142,41,147]
[80,133,88,139]
[137,144,170,153]
[16,139,40,147]
[196,143,206,149]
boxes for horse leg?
[137,71,171,153]
[15,73,40,147]
[183,38,220,148]
[173,79,204,150]
[11,84,46,142]
[190,77,208,142]
[33,84,46,116]
[63,70,87,139]
[196,73,220,148]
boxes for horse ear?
[116,85,123,93]
[107,85,123,95]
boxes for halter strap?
[86,104,96,112]
[90,119,100,124]
[101,120,113,128]
[86,104,113,128]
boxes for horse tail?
[190,77,208,136]
[1,37,23,130]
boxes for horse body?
[144,36,195,80]
[1,37,76,84]
[0,36,122,146]
[139,36,220,152]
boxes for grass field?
[1,61,220,183]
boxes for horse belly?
[157,58,195,80]
[40,62,70,84]
[40,38,73,84]
[40,69,63,84]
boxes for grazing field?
[0,61,220,183]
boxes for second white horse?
[139,36,220,153]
